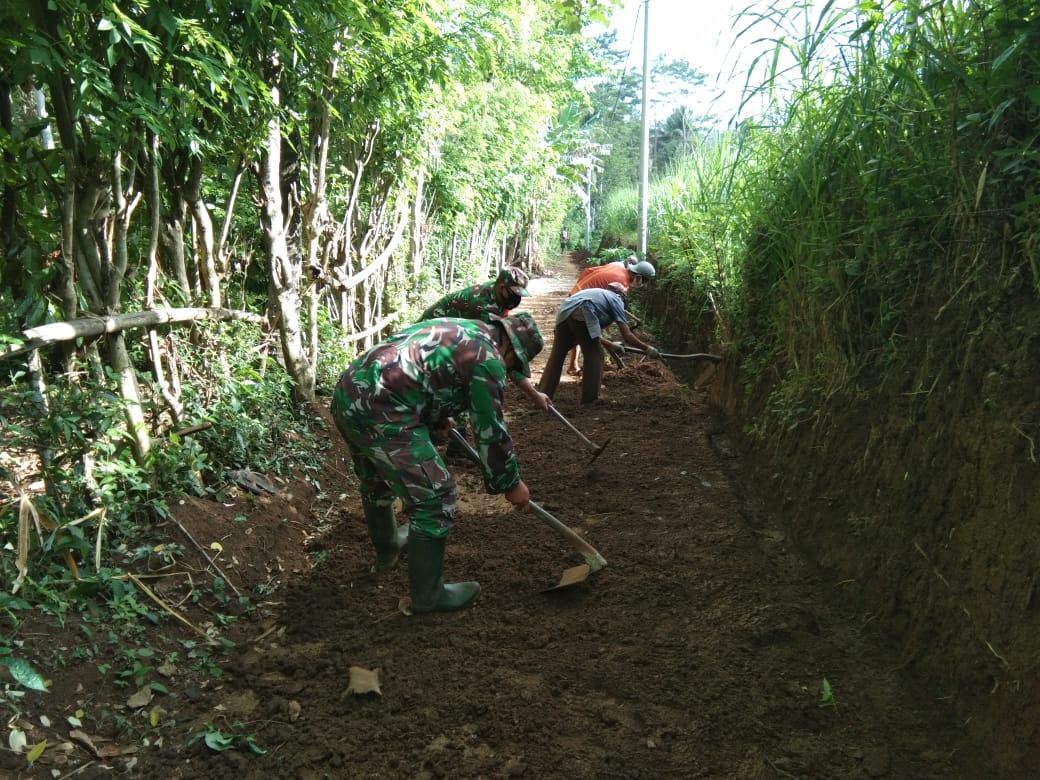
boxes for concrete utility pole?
[585,160,593,251]
[637,0,650,257]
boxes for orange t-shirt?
[569,263,630,295]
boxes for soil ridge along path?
[30,252,994,779]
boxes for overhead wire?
[607,1,644,124]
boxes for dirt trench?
[6,253,999,779]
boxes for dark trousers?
[537,315,604,403]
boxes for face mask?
[502,291,523,310]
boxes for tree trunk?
[159,199,192,299]
[185,157,219,307]
[109,151,151,464]
[410,165,426,278]
[258,84,315,403]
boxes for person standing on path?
[420,266,550,456]
[560,227,569,252]
[330,313,544,613]
[538,283,659,404]
[565,257,657,375]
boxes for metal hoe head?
[542,563,592,592]
[589,436,612,465]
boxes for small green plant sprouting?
[820,677,837,708]
[116,647,155,688]
[181,639,225,678]
[187,722,266,755]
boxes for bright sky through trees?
[599,0,840,126]
[597,0,752,124]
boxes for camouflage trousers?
[331,410,458,539]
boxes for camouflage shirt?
[420,281,506,322]
[332,318,520,493]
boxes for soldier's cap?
[490,311,543,379]
[496,266,530,297]
[606,281,628,300]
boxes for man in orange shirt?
[566,257,656,374]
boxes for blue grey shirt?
[556,288,628,339]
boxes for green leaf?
[820,677,835,707]
[204,730,236,751]
[27,739,47,763]
[1,657,49,693]
[97,18,114,31]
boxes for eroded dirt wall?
[645,280,1040,777]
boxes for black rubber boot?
[407,534,480,613]
[363,501,408,573]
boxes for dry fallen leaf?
[346,666,382,696]
[68,729,99,757]
[126,687,153,709]
[95,743,139,759]
[287,700,301,722]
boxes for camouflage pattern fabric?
[330,318,521,537]
[419,282,519,435]
[420,280,505,322]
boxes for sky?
[595,0,836,126]
[593,0,754,125]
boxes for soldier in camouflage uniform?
[420,266,530,322]
[420,266,550,456]
[330,312,544,614]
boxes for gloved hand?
[646,347,661,359]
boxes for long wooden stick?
[448,429,607,571]
[127,573,216,643]
[169,513,242,597]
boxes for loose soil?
[2,253,1000,780]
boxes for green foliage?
[582,0,1040,460]
[820,677,836,708]
[0,0,621,642]
[0,653,50,694]
[173,320,314,477]
[315,308,356,394]
[597,182,640,248]
[187,722,266,755]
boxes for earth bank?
[644,261,1040,778]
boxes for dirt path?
[10,252,991,779]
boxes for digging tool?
[600,336,626,369]
[528,500,607,574]
[447,428,608,583]
[609,342,723,362]
[546,404,611,464]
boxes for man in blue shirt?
[538,283,659,404]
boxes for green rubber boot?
[363,502,408,573]
[408,534,480,613]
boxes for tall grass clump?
[651,131,752,342]
[598,183,640,250]
[717,0,1040,433]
